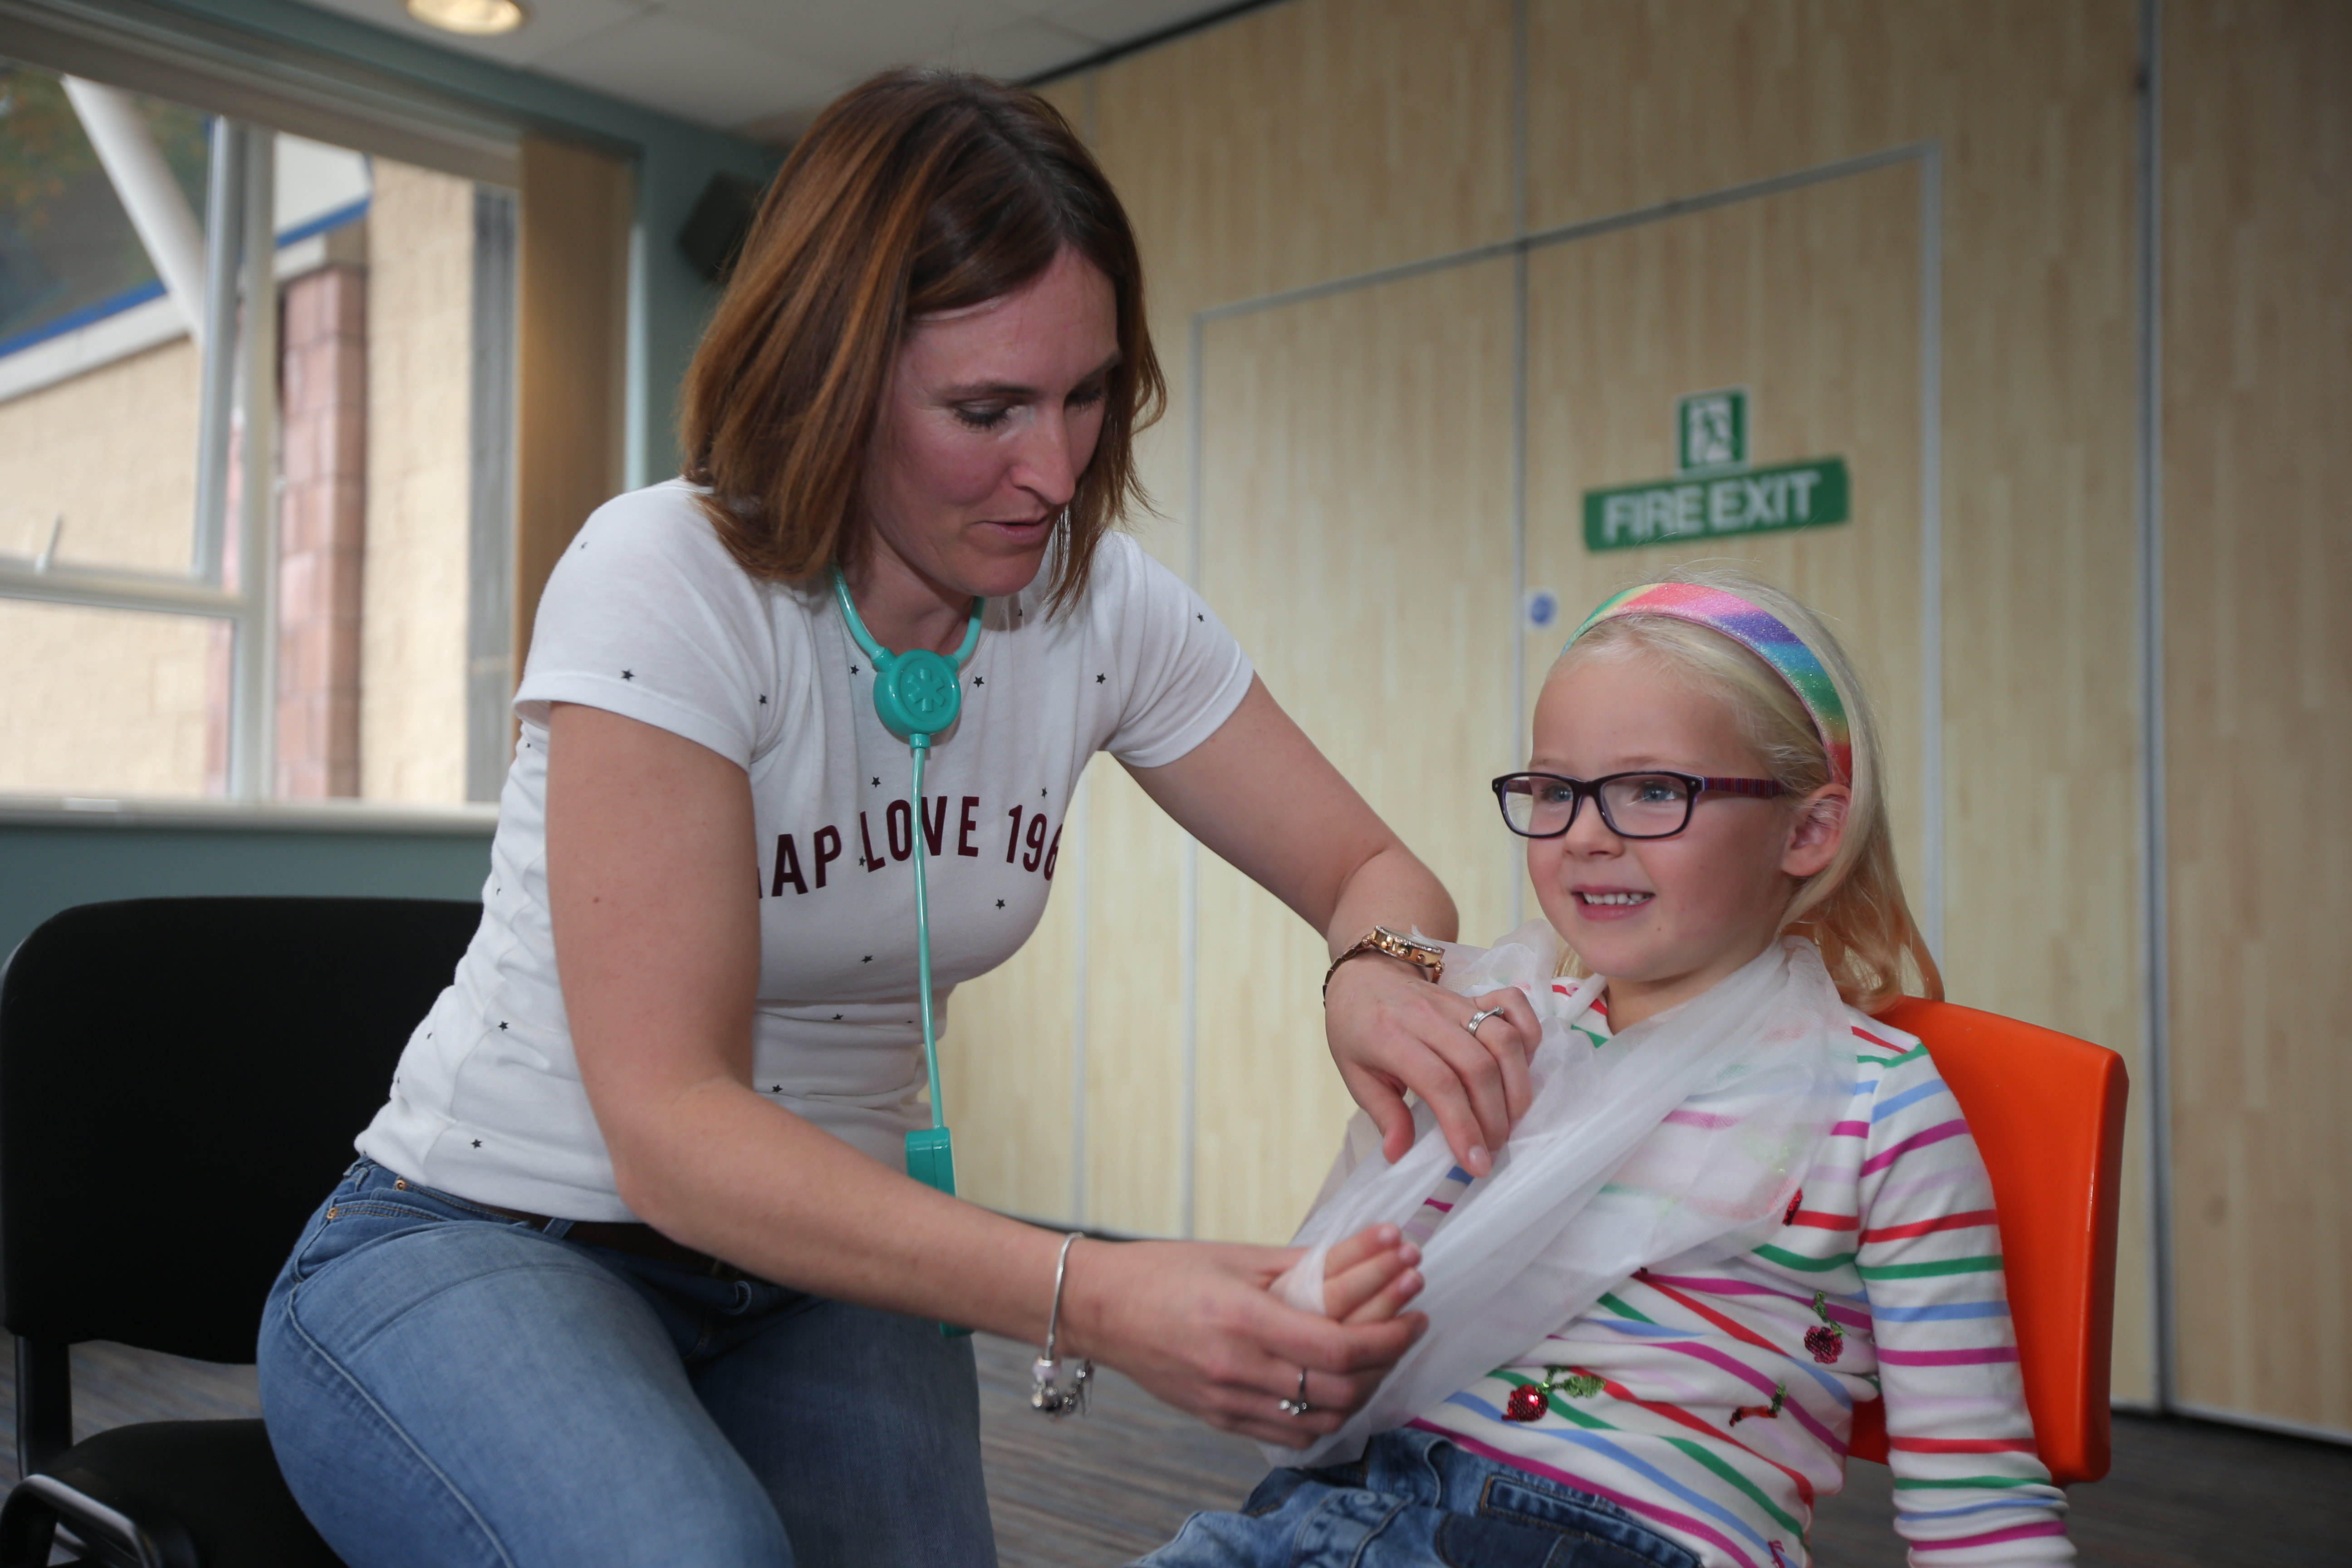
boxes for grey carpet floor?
[0,1329,2343,1565]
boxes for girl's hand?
[1325,960,1542,1177]
[1062,1236,1426,1449]
[1320,1222,1423,1324]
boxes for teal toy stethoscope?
[830,564,982,1334]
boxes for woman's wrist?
[949,1207,1074,1347]
[1052,1231,1112,1363]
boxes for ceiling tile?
[1013,0,1230,48]
[299,0,657,69]
[528,10,844,128]
[286,0,1244,131]
[931,16,1101,80]
[658,0,1031,70]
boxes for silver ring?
[1464,1006,1506,1039]
[1278,1367,1312,1416]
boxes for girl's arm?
[1855,1042,2073,1564]
[1128,677,1543,1177]
[547,701,1419,1447]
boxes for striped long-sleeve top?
[1414,996,2073,1568]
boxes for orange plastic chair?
[1846,998,2128,1486]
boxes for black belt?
[480,1201,756,1281]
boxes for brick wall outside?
[274,264,368,797]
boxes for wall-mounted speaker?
[676,172,768,285]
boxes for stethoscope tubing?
[909,735,943,1129]
[828,565,985,1138]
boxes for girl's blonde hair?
[1548,565,1941,1013]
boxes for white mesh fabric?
[1267,928,1851,1468]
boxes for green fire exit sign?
[1583,459,1850,552]
[1678,388,1747,471]
[1582,389,1850,552]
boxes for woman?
[257,69,1540,1568]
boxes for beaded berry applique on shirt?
[1504,1366,1604,1422]
[1804,1290,1846,1364]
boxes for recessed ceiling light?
[405,0,528,37]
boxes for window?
[0,60,517,807]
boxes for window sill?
[0,796,499,835]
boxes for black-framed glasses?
[1490,770,1783,840]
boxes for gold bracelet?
[1322,926,1445,999]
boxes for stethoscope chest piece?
[872,647,963,740]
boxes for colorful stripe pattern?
[1416,1009,2070,1567]
[1404,1164,1476,1248]
[1568,583,1853,784]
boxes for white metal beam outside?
[61,74,209,348]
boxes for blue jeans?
[257,1158,995,1568]
[1137,1427,1700,1568]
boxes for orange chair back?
[1845,999,2128,1486]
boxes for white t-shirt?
[358,480,1253,1220]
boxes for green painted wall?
[0,820,492,965]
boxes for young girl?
[1141,570,2073,1568]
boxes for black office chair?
[0,897,481,1568]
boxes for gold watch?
[1323,926,1445,999]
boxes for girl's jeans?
[256,1158,995,1568]
[1137,1426,1701,1568]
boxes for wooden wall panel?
[1527,0,2151,1400]
[1093,0,1514,540]
[1526,1,2123,232]
[1031,71,1093,144]
[514,135,629,673]
[1080,758,1192,1236]
[1522,164,1926,897]
[1098,0,1513,312]
[1194,259,1517,1243]
[1901,0,2148,1410]
[2161,0,2352,1432]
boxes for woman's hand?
[1324,960,1541,1176]
[1126,680,1540,1176]
[1062,1232,1425,1448]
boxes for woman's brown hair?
[680,69,1164,605]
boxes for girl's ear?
[1782,784,1849,880]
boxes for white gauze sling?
[1268,925,1853,1468]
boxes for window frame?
[0,33,521,813]
[1,0,775,822]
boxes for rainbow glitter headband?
[1566,582,1853,784]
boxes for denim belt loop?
[538,1216,575,1240]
